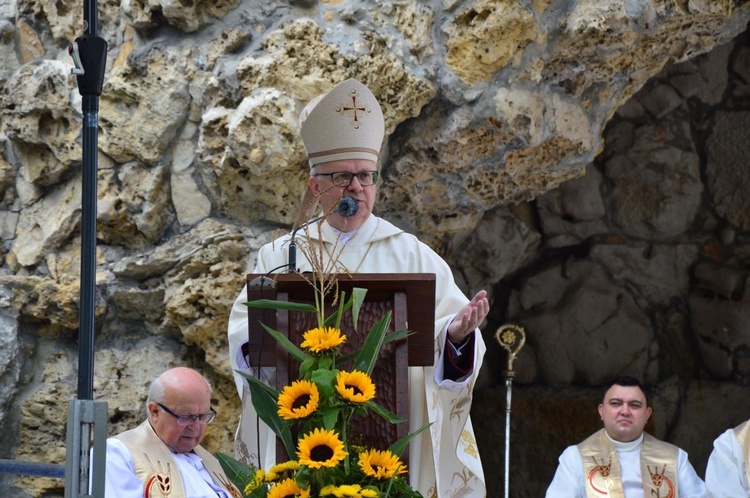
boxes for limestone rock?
[1,60,81,188]
[15,19,44,63]
[381,105,507,242]
[508,260,653,386]
[235,18,436,135]
[689,262,750,380]
[0,293,20,434]
[159,219,254,377]
[0,19,19,75]
[97,162,174,248]
[444,0,544,85]
[121,0,240,33]
[10,173,82,268]
[537,164,607,247]
[171,137,211,226]
[591,242,699,307]
[196,89,307,225]
[0,151,14,202]
[605,121,703,240]
[448,204,541,296]
[18,0,121,45]
[0,274,103,332]
[706,110,750,230]
[99,45,194,164]
[371,1,435,62]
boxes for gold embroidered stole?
[116,421,241,498]
[639,433,679,498]
[193,445,243,498]
[732,419,750,487]
[578,429,679,498]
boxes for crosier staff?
[494,324,526,498]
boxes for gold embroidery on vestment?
[143,454,173,497]
[647,464,675,498]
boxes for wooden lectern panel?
[245,273,436,462]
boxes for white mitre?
[298,78,385,168]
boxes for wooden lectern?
[245,273,436,462]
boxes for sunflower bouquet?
[218,271,428,498]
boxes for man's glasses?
[314,171,378,187]
[157,403,217,426]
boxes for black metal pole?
[73,0,106,401]
[63,4,108,496]
[84,0,97,36]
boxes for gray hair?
[145,368,213,418]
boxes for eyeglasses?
[314,171,379,187]
[157,403,217,426]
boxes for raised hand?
[447,290,489,344]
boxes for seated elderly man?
[104,367,240,497]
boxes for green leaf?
[334,290,347,330]
[321,406,341,430]
[215,451,255,487]
[235,369,279,400]
[236,370,296,458]
[350,287,367,332]
[259,322,307,363]
[384,329,412,343]
[388,422,432,458]
[244,299,317,313]
[323,291,355,328]
[311,368,338,399]
[299,356,315,378]
[318,356,332,370]
[366,400,407,424]
[353,312,392,375]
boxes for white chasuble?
[228,215,487,498]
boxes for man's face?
[308,159,377,231]
[148,384,212,453]
[598,384,652,442]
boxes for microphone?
[337,195,359,217]
[288,196,360,272]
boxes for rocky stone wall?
[476,27,750,496]
[1,0,750,496]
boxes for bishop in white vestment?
[227,78,488,498]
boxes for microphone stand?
[287,196,358,272]
[493,324,526,498]
[64,1,108,496]
[288,215,322,273]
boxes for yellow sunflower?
[300,327,346,353]
[360,489,378,498]
[358,448,407,479]
[267,477,310,498]
[277,380,320,420]
[320,485,337,496]
[265,460,300,482]
[334,484,363,497]
[243,469,265,495]
[335,370,376,404]
[296,428,348,468]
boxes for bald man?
[104,367,240,498]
